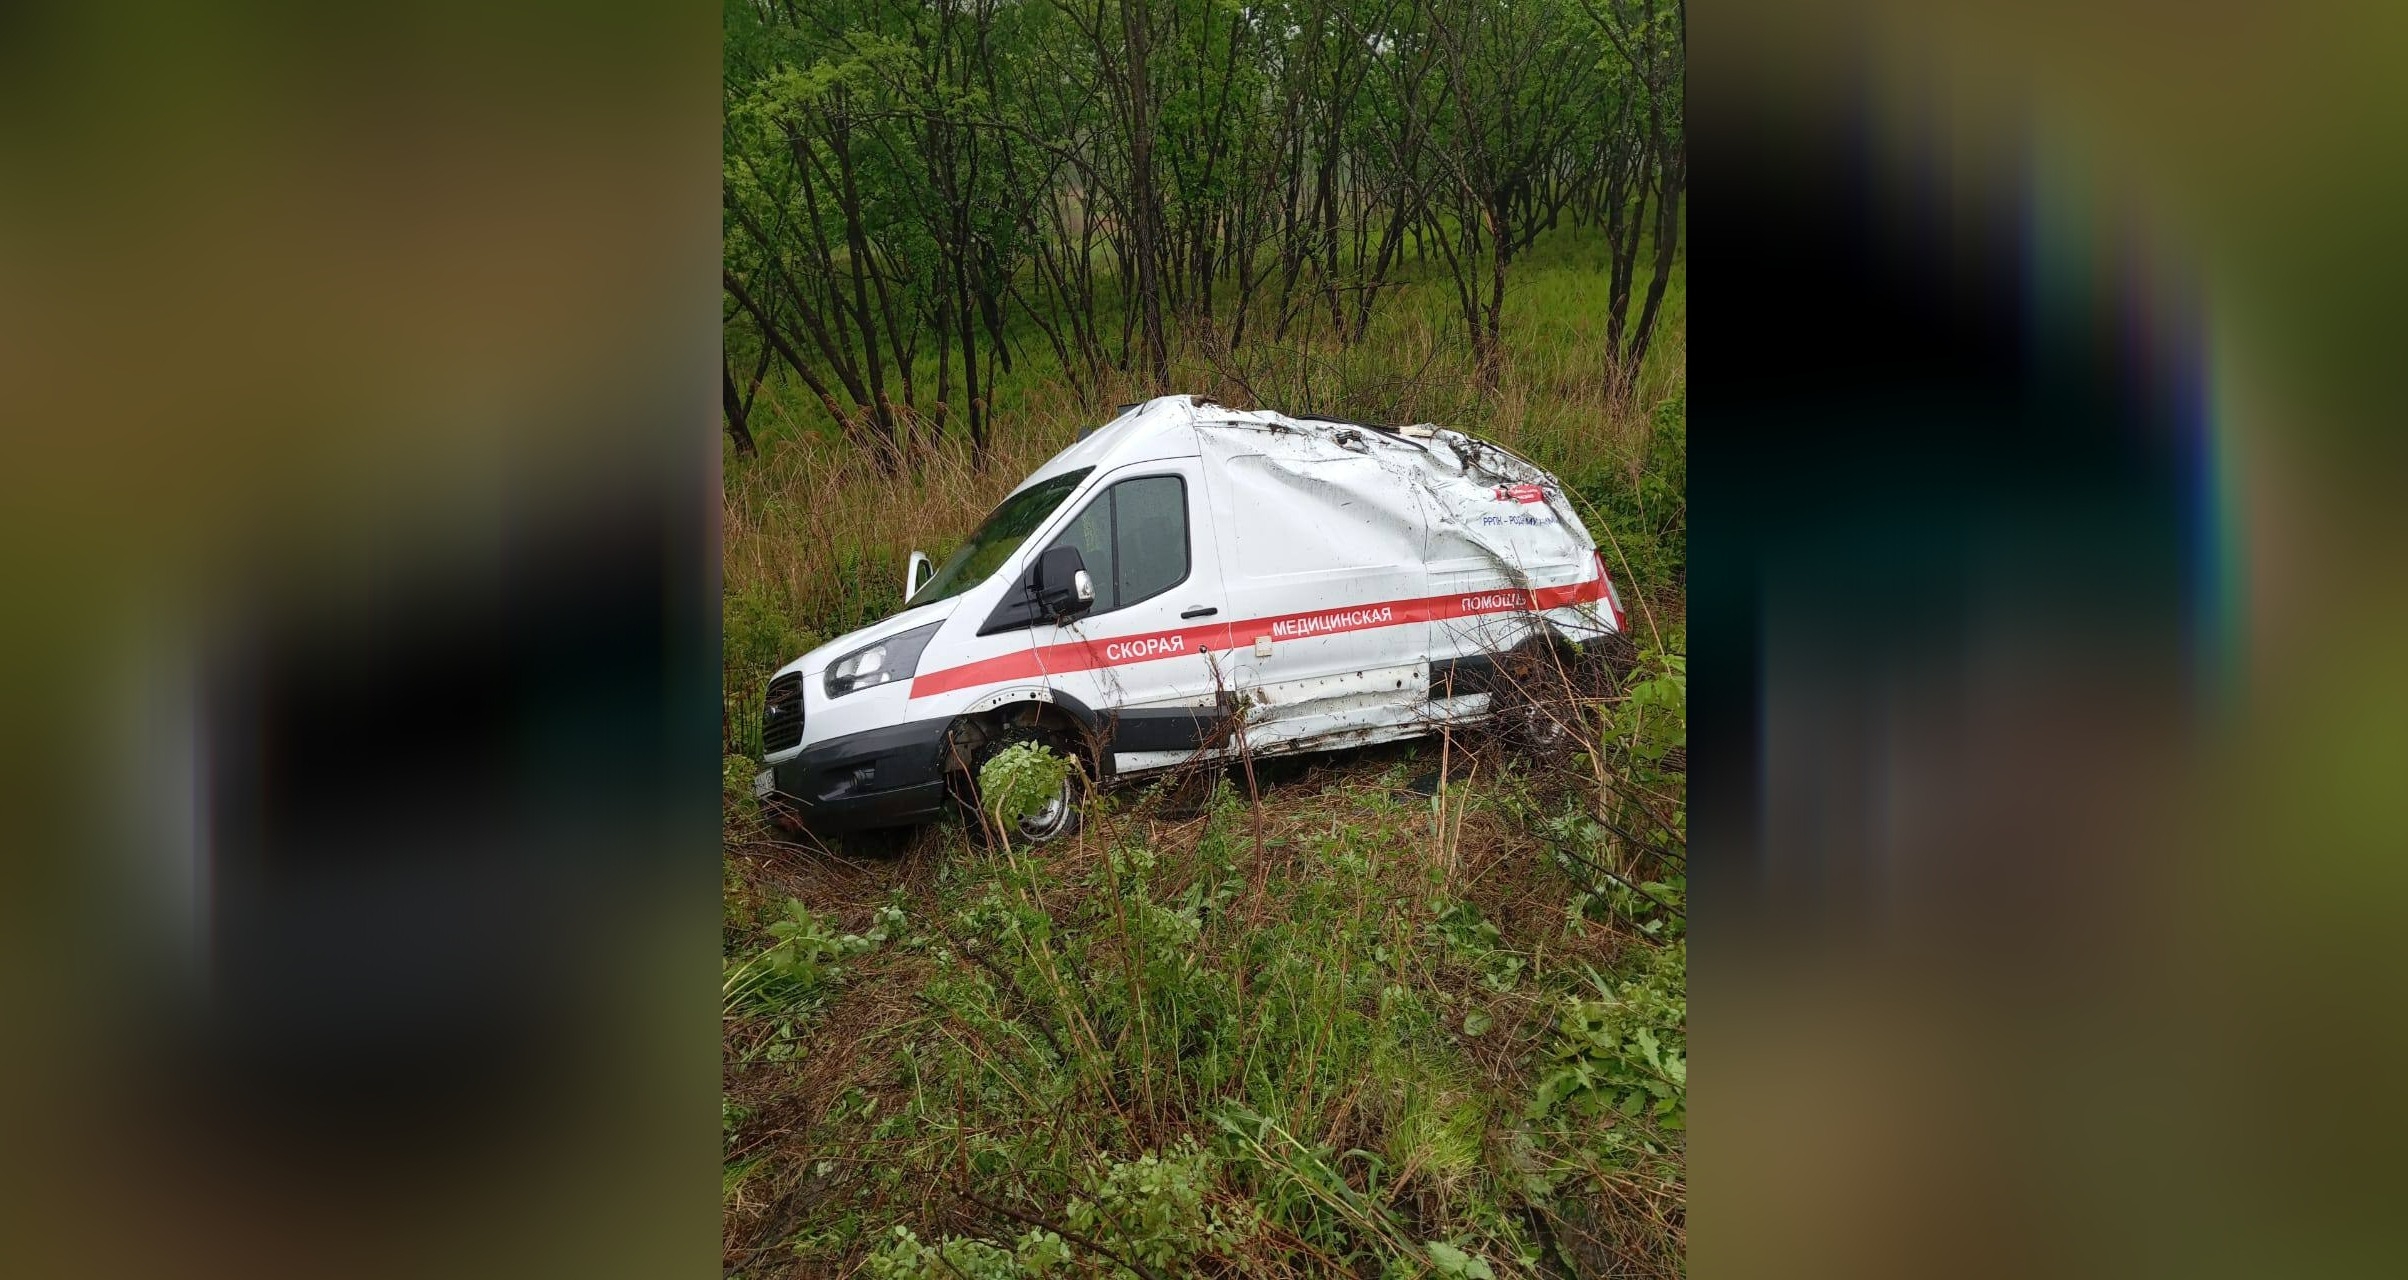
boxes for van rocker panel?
[1107,693,1238,754]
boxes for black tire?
[958,723,1089,846]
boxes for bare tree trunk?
[934,292,953,430]
[724,269,851,433]
[1624,139,1683,381]
[1604,131,1653,355]
[1483,194,1511,375]
[1123,0,1170,391]
[829,105,898,460]
[953,203,987,465]
[722,357,757,457]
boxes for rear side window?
[1043,474,1189,617]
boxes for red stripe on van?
[907,565,1614,700]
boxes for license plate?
[753,768,776,799]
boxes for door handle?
[1180,606,1219,619]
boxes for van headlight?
[823,622,941,698]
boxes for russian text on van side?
[1104,634,1186,661]
[1272,605,1394,638]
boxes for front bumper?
[761,715,956,834]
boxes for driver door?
[1030,458,1235,774]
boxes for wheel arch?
[939,685,1111,782]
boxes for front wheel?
[958,724,1088,846]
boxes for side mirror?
[905,550,932,602]
[1034,545,1095,620]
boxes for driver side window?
[1043,474,1188,618]
[1048,488,1119,614]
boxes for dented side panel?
[1196,431,1433,743]
[1190,413,1613,728]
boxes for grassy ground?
[723,227,1686,1277]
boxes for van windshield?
[906,467,1095,609]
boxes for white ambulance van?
[754,395,1626,840]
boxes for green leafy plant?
[1616,647,1686,769]
[978,741,1074,831]
[724,751,762,823]
[1531,941,1687,1130]
[865,1225,1068,1279]
[723,586,818,757]
[1065,1139,1243,1275]
[1431,899,1528,991]
[1571,392,1687,590]
[1427,1238,1499,1278]
[723,899,890,1020]
[1546,810,1685,938]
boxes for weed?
[1431,899,1529,992]
[723,584,818,756]
[1066,1139,1247,1274]
[722,751,761,826]
[723,899,896,1062]
[866,1225,1069,1279]
[978,741,1074,831]
[1531,941,1688,1132]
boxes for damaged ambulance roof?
[1029,395,1595,587]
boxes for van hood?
[787,597,959,678]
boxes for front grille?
[761,672,804,753]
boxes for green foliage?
[723,585,817,756]
[865,1225,1068,1280]
[725,584,815,682]
[1615,643,1688,769]
[1427,1238,1499,1279]
[1565,390,1687,591]
[723,751,761,823]
[1387,1087,1487,1180]
[722,900,900,1066]
[1531,941,1688,1131]
[728,750,1685,1274]
[724,899,893,1019]
[725,0,1685,461]
[1547,809,1685,938]
[1430,899,1528,992]
[1066,1139,1244,1275]
[977,741,1074,830]
[1551,635,1688,934]
[823,543,908,641]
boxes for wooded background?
[723,0,1684,463]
